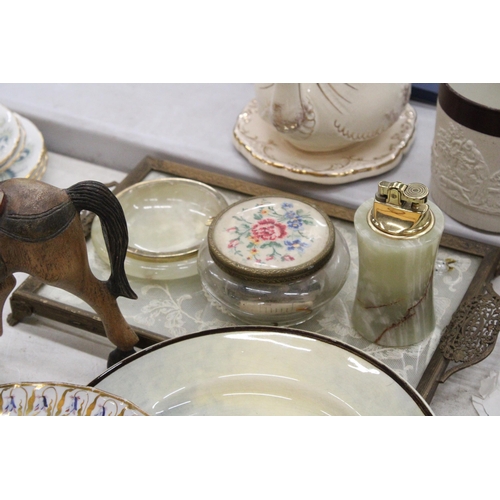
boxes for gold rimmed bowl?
[90,326,433,416]
[0,382,147,416]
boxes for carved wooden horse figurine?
[0,178,139,356]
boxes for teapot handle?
[269,83,308,134]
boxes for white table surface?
[0,83,499,416]
[1,83,499,248]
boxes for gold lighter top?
[368,181,435,238]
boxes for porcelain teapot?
[254,83,411,152]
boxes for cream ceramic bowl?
[0,382,147,416]
[91,178,228,280]
[91,326,433,416]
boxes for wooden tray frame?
[8,156,500,403]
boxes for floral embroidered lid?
[207,196,335,281]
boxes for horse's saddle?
[0,179,77,242]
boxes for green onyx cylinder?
[352,198,444,347]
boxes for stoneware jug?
[254,83,411,152]
[431,83,500,233]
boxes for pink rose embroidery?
[251,218,287,241]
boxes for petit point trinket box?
[197,195,350,325]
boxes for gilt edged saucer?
[0,103,22,166]
[233,99,416,185]
[0,115,26,173]
[0,113,46,181]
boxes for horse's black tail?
[65,180,137,300]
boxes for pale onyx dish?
[431,83,500,233]
[91,326,433,416]
[0,382,147,416]
[92,178,228,280]
[197,196,350,325]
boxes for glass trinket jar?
[197,196,350,326]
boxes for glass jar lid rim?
[207,195,335,281]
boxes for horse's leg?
[60,228,139,351]
[53,254,139,351]
[0,274,16,336]
[71,270,139,351]
[19,219,139,352]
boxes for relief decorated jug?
[254,83,411,152]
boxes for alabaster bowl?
[91,326,433,416]
[197,195,350,325]
[92,178,228,280]
[0,382,147,416]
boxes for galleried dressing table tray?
[7,156,500,405]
